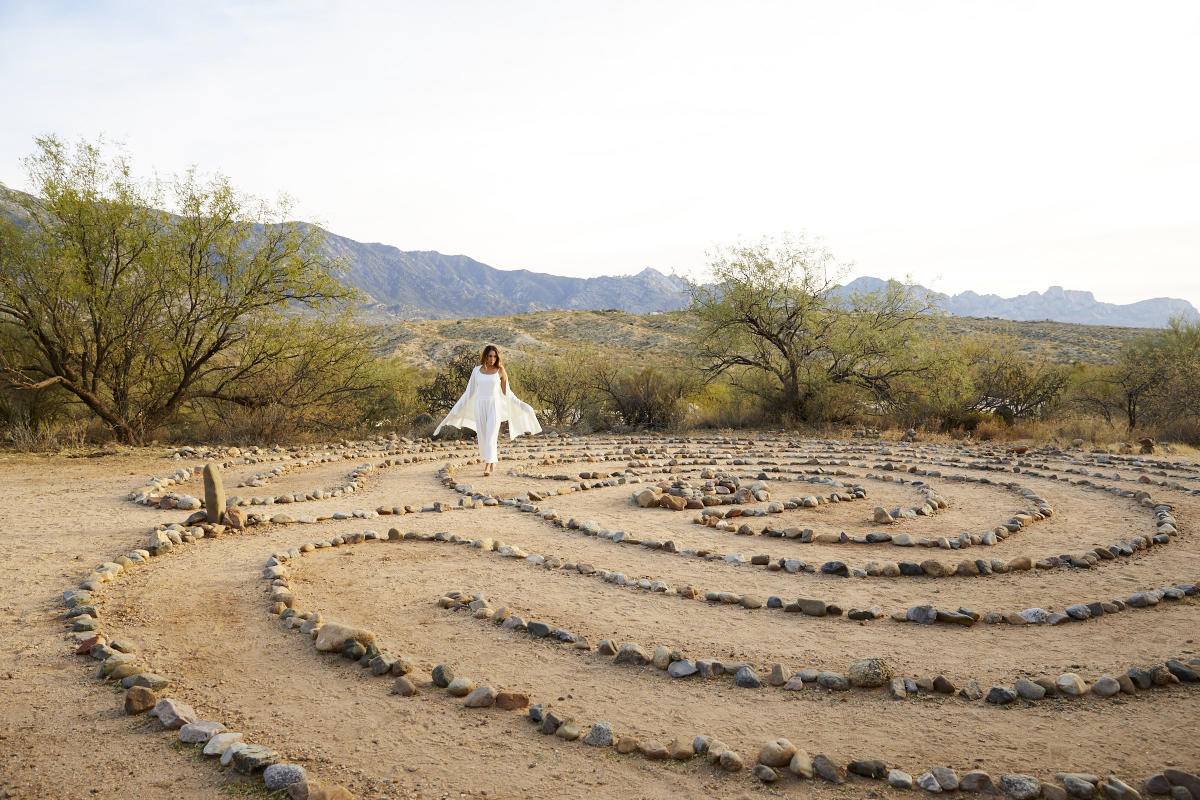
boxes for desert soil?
[1,433,1198,800]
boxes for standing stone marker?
[203,463,225,523]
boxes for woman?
[433,344,541,476]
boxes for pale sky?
[2,0,1198,308]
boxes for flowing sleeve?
[503,390,543,439]
[434,367,478,436]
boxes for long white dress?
[433,366,542,461]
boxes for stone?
[986,686,1017,705]
[1098,776,1140,800]
[582,721,614,747]
[202,731,243,756]
[817,671,849,690]
[668,660,698,678]
[849,759,888,779]
[1061,776,1097,798]
[797,598,827,616]
[613,642,651,665]
[153,698,196,729]
[1056,673,1088,696]
[495,690,529,710]
[615,736,638,754]
[789,749,814,778]
[667,739,694,760]
[1015,678,1046,700]
[313,623,374,653]
[446,677,474,697]
[918,772,944,792]
[813,754,845,784]
[203,463,225,524]
[754,764,778,782]
[1164,770,1200,800]
[178,720,225,743]
[652,645,671,669]
[263,764,307,789]
[555,719,582,741]
[848,657,892,687]
[124,686,156,715]
[462,686,497,707]
[961,770,997,793]
[391,676,418,696]
[959,680,983,701]
[718,749,744,772]
[758,738,796,768]
[933,675,956,694]
[232,743,280,774]
[889,769,915,789]
[1000,774,1042,800]
[1093,676,1120,697]
[431,664,455,688]
[934,766,960,790]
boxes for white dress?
[434,366,542,462]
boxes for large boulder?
[313,622,374,653]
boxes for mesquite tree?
[0,136,363,443]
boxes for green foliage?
[594,365,701,430]
[513,349,601,428]
[416,344,477,414]
[687,235,938,423]
[0,135,359,444]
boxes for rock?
[754,764,778,782]
[495,690,529,710]
[124,686,157,715]
[908,605,938,625]
[431,664,455,688]
[933,675,956,694]
[797,598,827,616]
[890,677,908,698]
[889,769,915,789]
[918,772,944,792]
[202,731,243,756]
[667,659,698,678]
[1092,676,1120,697]
[555,719,582,741]
[934,766,960,790]
[1098,776,1140,800]
[986,686,1017,705]
[874,506,895,524]
[152,698,196,729]
[313,623,374,653]
[1061,776,1097,798]
[232,743,280,774]
[758,738,797,768]
[1164,770,1200,800]
[959,680,983,701]
[1166,659,1199,682]
[446,677,475,697]
[615,736,638,754]
[203,463,225,524]
[462,686,497,707]
[813,754,845,784]
[817,671,849,690]
[729,671,758,690]
[1056,673,1088,696]
[1015,678,1046,700]
[613,642,650,665]
[719,750,744,772]
[667,739,694,760]
[962,770,997,793]
[583,722,614,747]
[848,657,892,688]
[391,676,418,696]
[178,720,226,743]
[1000,774,1042,800]
[849,759,888,779]
[789,749,815,778]
[263,764,307,789]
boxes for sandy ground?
[1,434,1198,800]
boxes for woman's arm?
[499,366,508,395]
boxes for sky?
[2,0,1199,308]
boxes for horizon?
[2,1,1198,309]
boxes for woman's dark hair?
[479,344,502,368]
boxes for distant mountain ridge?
[2,182,1193,327]
[324,231,689,318]
[838,277,1197,329]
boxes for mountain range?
[2,182,1194,327]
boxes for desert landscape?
[2,432,1197,799]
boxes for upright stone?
[203,463,225,524]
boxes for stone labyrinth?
[64,433,1200,798]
